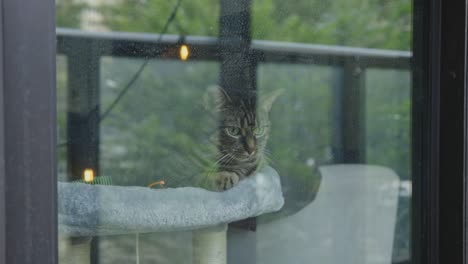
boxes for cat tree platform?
[58,166,284,236]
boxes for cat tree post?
[193,224,228,264]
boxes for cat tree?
[58,166,284,264]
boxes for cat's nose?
[245,138,256,155]
[247,149,256,155]
[246,145,257,155]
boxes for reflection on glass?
[56,0,412,263]
[366,69,411,261]
[100,58,219,187]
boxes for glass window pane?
[56,0,413,263]
[100,58,219,187]
[258,64,332,214]
[366,69,411,262]
[57,55,68,182]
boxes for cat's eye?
[225,127,241,138]
[253,126,267,137]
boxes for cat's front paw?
[216,171,240,191]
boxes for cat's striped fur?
[207,86,280,190]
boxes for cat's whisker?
[262,150,273,158]
[223,153,236,166]
[212,152,236,170]
[214,154,227,164]
[261,151,276,165]
[264,156,274,165]
[217,158,228,166]
[263,148,275,156]
[262,148,277,159]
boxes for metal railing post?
[66,38,101,264]
[332,58,366,163]
[218,1,257,264]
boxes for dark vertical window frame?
[0,0,57,263]
[218,1,258,263]
[412,0,467,264]
[0,1,5,263]
[463,0,468,264]
[438,1,468,262]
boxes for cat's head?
[204,86,282,163]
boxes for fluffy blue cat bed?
[58,166,284,236]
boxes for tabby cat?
[160,86,281,191]
[204,86,281,190]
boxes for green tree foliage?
[56,0,87,28]
[252,0,411,49]
[98,0,220,36]
[57,0,411,49]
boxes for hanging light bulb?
[83,168,95,182]
[179,44,190,61]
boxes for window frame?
[0,0,57,263]
[412,0,468,264]
[0,0,467,263]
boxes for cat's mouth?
[234,151,258,161]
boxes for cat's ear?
[260,89,284,112]
[203,85,231,112]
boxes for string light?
[179,44,190,61]
[83,169,95,182]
